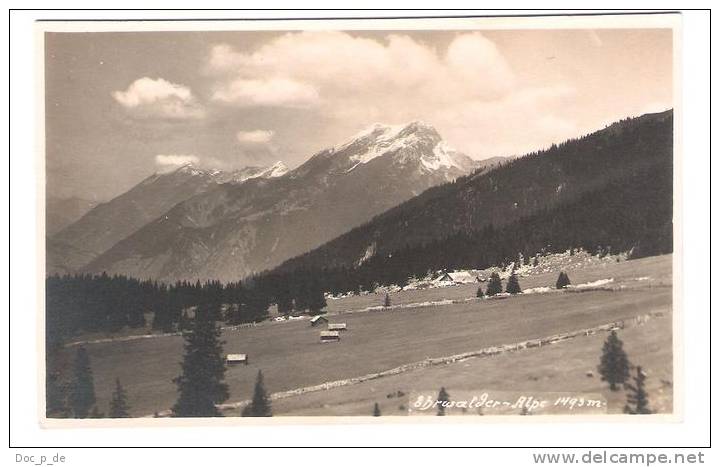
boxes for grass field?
[55,254,673,417]
[324,254,671,314]
[256,310,672,417]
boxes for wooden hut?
[327,323,347,332]
[226,353,249,365]
[310,315,329,327]
[320,330,340,342]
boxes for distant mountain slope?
[274,110,673,276]
[47,162,287,274]
[46,196,98,236]
[84,122,496,282]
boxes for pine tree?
[172,305,229,417]
[556,271,571,289]
[476,285,484,298]
[277,293,294,316]
[532,256,540,267]
[437,387,450,416]
[46,371,70,418]
[46,345,70,418]
[598,330,631,391]
[624,366,653,414]
[109,378,130,418]
[306,280,327,316]
[384,293,391,308]
[373,402,381,417]
[486,272,503,296]
[69,347,96,419]
[506,273,522,294]
[242,370,272,417]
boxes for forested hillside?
[275,110,673,274]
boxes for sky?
[45,28,673,201]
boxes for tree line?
[46,272,329,344]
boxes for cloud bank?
[205,31,578,158]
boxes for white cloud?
[155,154,200,167]
[236,129,274,144]
[113,77,204,119]
[213,78,318,107]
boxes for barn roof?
[310,315,328,323]
[446,271,481,283]
[320,330,340,338]
[328,323,347,330]
[226,353,247,361]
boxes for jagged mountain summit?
[81,121,497,282]
[47,161,289,274]
[218,161,289,184]
[290,121,479,181]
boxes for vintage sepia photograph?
[41,14,679,422]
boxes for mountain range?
[273,110,674,279]
[48,121,500,281]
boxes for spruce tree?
[109,378,130,418]
[69,347,96,419]
[224,304,243,326]
[46,345,70,418]
[506,273,522,294]
[179,310,192,330]
[307,280,327,316]
[437,387,450,416]
[277,294,294,316]
[486,272,503,296]
[384,293,391,308]
[598,330,631,391]
[172,305,229,417]
[476,285,484,298]
[556,271,571,289]
[46,371,70,418]
[373,402,381,417]
[624,366,652,414]
[242,370,272,417]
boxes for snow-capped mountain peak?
[330,120,475,174]
[174,163,208,177]
[222,161,289,184]
[265,161,289,178]
[148,161,289,185]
